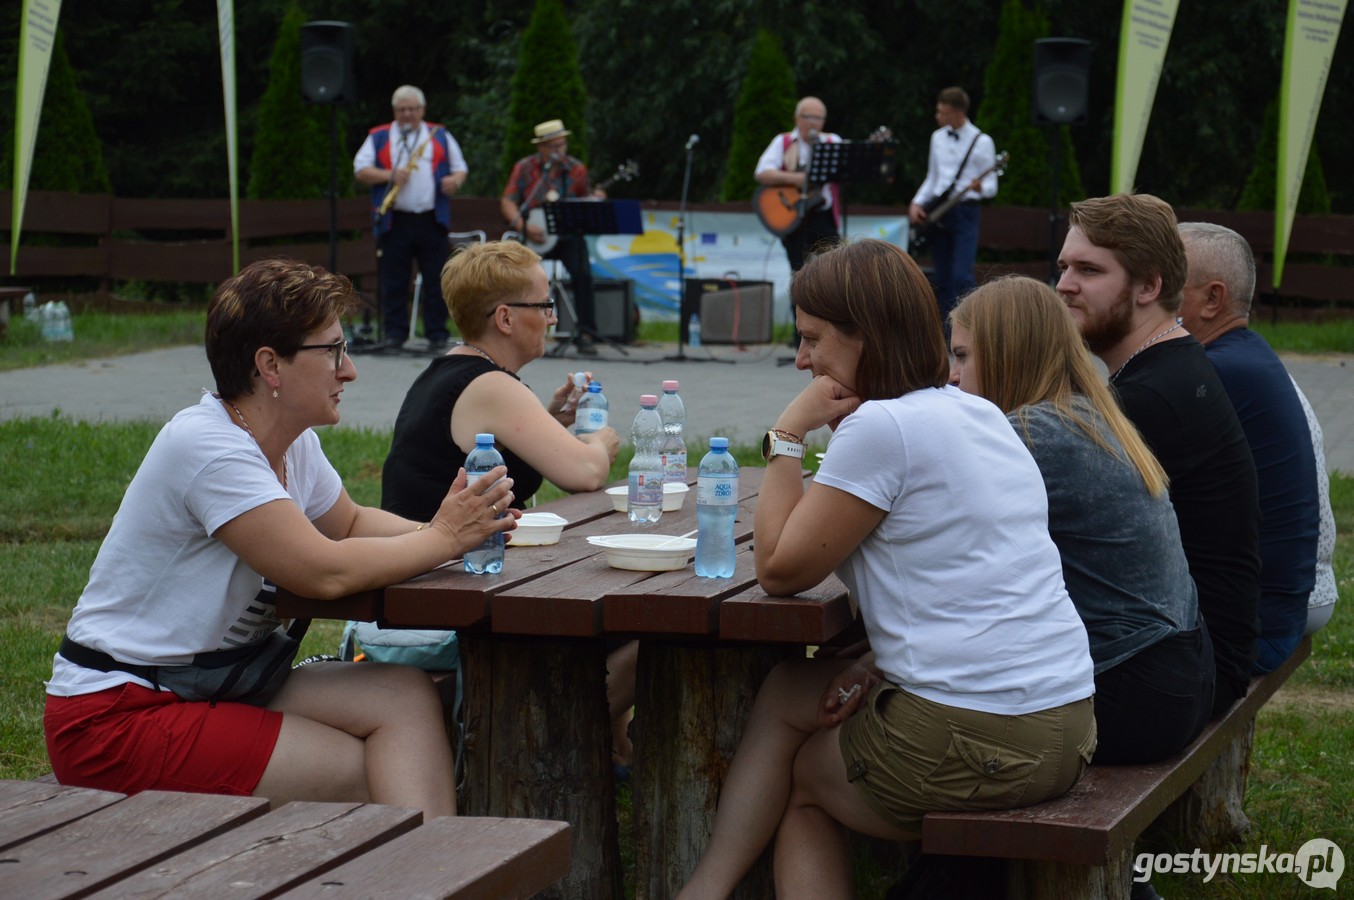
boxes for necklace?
[225,398,288,489]
[460,342,502,369]
[1110,319,1183,382]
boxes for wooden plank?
[105,238,235,282]
[83,801,420,900]
[603,550,757,635]
[0,780,125,852]
[9,245,110,278]
[111,198,232,232]
[283,816,572,900]
[275,587,383,622]
[719,573,854,644]
[0,790,269,899]
[922,636,1312,866]
[4,190,112,233]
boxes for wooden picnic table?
[0,778,570,899]
[279,466,856,900]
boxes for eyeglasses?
[486,301,556,318]
[296,339,349,374]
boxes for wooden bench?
[920,635,1312,900]
[1,779,570,899]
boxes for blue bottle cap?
[588,382,602,392]
[710,437,729,450]
[475,433,495,444]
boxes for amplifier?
[553,278,636,343]
[682,278,775,345]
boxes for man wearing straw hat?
[501,119,605,356]
[355,85,469,354]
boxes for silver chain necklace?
[460,342,502,369]
[225,399,288,488]
[1111,319,1183,382]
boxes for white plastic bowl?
[605,482,690,513]
[587,533,698,571]
[510,512,568,546]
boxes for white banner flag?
[10,0,63,274]
[218,0,239,273]
[1111,0,1180,195]
[1274,0,1347,286]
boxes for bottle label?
[698,475,738,506]
[662,451,687,482]
[630,471,663,505]
[580,408,608,431]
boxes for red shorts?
[44,682,282,796]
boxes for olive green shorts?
[838,683,1096,837]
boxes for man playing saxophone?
[355,85,469,354]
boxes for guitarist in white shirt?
[908,87,998,328]
[754,97,842,347]
[500,119,605,356]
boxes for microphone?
[807,128,820,143]
[685,134,700,151]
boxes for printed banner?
[1274,0,1347,286]
[10,0,63,274]
[589,211,908,322]
[1111,0,1180,195]
[218,0,239,272]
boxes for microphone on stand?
[685,134,700,151]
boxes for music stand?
[542,199,643,357]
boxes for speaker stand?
[546,263,628,359]
[1046,127,1061,285]
[664,141,706,363]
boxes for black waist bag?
[60,620,309,707]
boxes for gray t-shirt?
[1010,399,1199,673]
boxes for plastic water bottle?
[628,394,664,525]
[463,433,505,574]
[696,437,739,578]
[657,379,687,484]
[688,313,702,348]
[575,381,608,435]
[22,291,37,322]
[52,301,74,341]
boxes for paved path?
[1,341,1350,473]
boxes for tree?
[1238,98,1330,215]
[979,0,1082,207]
[499,0,588,185]
[720,28,796,202]
[0,29,110,193]
[247,4,350,200]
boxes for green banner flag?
[218,0,239,273]
[10,0,64,275]
[1111,0,1180,195]
[1274,0,1347,287]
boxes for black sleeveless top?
[381,355,545,521]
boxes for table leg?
[632,641,798,900]
[459,634,623,900]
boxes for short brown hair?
[1067,193,1188,312]
[791,238,949,400]
[937,86,969,112]
[206,258,358,400]
[441,241,542,340]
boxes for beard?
[1077,285,1135,356]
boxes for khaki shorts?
[839,684,1096,837]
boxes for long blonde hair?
[950,275,1169,496]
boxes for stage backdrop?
[585,209,908,326]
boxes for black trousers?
[378,211,450,345]
[1091,625,1215,765]
[545,235,595,333]
[780,208,838,343]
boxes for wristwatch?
[762,429,806,462]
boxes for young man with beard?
[1057,193,1260,721]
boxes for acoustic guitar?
[752,127,893,238]
[909,151,1010,252]
[523,160,639,255]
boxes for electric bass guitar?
[523,160,639,255]
[752,127,893,238]
[909,151,1009,252]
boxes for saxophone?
[377,133,434,215]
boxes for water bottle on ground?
[628,394,664,525]
[657,379,687,485]
[22,292,38,322]
[575,381,608,435]
[696,437,739,577]
[463,433,505,574]
[688,313,702,348]
[52,301,74,341]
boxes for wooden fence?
[3,191,1352,313]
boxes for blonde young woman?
[950,275,1214,764]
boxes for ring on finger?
[491,503,499,515]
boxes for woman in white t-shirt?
[45,258,517,819]
[680,239,1096,898]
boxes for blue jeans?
[930,202,980,325]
